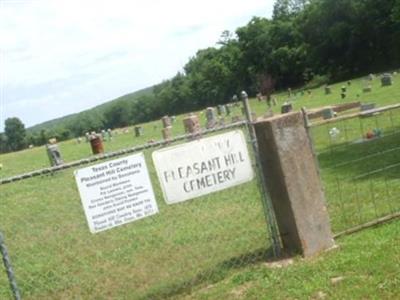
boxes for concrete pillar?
[254,112,334,257]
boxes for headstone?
[363,84,372,93]
[288,87,292,97]
[85,132,90,142]
[89,134,104,154]
[107,129,112,141]
[322,108,335,120]
[368,73,374,81]
[217,105,226,116]
[232,94,238,103]
[381,73,392,86]
[101,130,106,140]
[134,126,143,137]
[324,85,331,95]
[281,103,293,114]
[161,116,171,128]
[171,116,176,123]
[183,114,201,139]
[46,144,63,166]
[205,107,217,129]
[77,137,82,144]
[162,126,172,141]
[225,104,231,115]
[361,103,376,111]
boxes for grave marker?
[134,126,143,137]
[205,107,217,129]
[183,114,201,139]
[381,73,392,86]
[90,134,104,154]
[324,85,331,95]
[46,144,63,166]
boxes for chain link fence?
[0,112,278,299]
[307,104,400,235]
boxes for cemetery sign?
[153,130,254,204]
[74,153,158,233]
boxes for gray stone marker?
[363,83,372,93]
[217,105,226,116]
[322,108,335,120]
[361,103,376,111]
[205,107,217,129]
[225,104,231,115]
[134,126,143,137]
[254,112,335,257]
[324,85,331,95]
[381,73,392,86]
[46,144,63,166]
[107,129,112,141]
[368,73,374,81]
[281,103,293,114]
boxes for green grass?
[0,72,399,299]
[178,220,400,300]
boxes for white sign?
[74,153,158,233]
[152,130,254,204]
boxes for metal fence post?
[241,91,282,257]
[0,231,21,300]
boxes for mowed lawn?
[0,73,399,299]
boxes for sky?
[0,0,274,131]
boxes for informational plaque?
[153,130,254,204]
[74,153,158,233]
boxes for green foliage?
[4,117,26,151]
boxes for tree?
[4,117,26,151]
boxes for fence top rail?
[308,103,400,127]
[0,121,247,186]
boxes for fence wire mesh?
[0,111,276,299]
[308,105,400,234]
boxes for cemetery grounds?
[0,73,399,299]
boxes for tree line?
[1,0,399,153]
